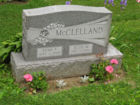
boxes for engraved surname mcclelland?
[56,26,103,36]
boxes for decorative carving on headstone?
[31,23,65,46]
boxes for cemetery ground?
[0,0,140,105]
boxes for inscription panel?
[37,46,62,58]
[69,44,93,55]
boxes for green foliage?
[88,77,95,83]
[28,72,48,91]
[0,33,22,64]
[0,63,9,70]
[122,60,129,72]
[110,23,135,55]
[90,60,113,82]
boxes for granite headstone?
[11,5,123,82]
[22,5,112,61]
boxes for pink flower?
[110,59,118,65]
[24,74,33,82]
[105,65,114,74]
[136,0,140,3]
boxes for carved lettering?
[56,26,103,36]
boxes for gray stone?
[11,5,123,82]
[11,44,123,82]
[22,5,112,61]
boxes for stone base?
[11,44,123,82]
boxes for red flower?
[110,59,118,65]
[105,65,114,74]
[24,74,33,82]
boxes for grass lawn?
[0,0,140,105]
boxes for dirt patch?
[47,77,89,94]
[46,69,126,94]
[21,70,126,94]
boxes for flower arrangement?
[24,72,48,93]
[89,58,119,82]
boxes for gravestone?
[11,5,123,82]
[22,5,112,61]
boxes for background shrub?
[89,59,114,82]
[0,33,22,64]
[26,72,48,91]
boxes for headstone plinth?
[11,44,123,82]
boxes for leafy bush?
[90,60,110,81]
[24,72,48,92]
[0,33,22,64]
[89,58,119,82]
[88,77,95,83]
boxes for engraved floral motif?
[31,23,65,46]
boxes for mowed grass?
[0,0,140,105]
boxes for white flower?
[56,80,67,88]
[80,75,89,83]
